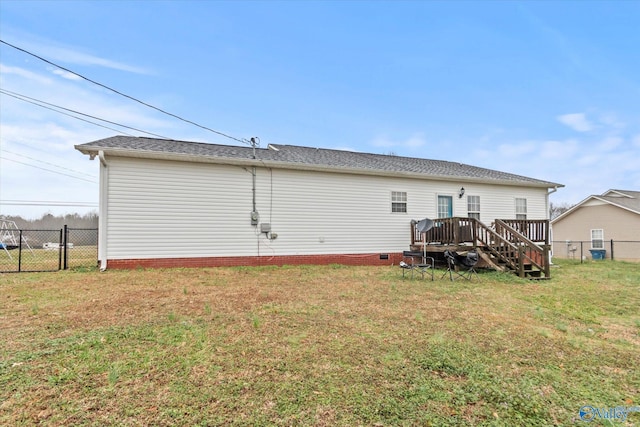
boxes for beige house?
[551,189,640,261]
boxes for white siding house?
[76,136,562,269]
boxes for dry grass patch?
[1,260,639,426]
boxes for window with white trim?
[467,195,480,220]
[591,229,604,249]
[391,191,407,213]
[515,198,527,220]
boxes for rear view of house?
[75,136,562,270]
[552,189,640,261]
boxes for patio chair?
[400,251,435,280]
[400,218,435,280]
[442,249,479,281]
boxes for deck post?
[518,245,525,278]
[452,217,459,244]
[543,245,550,278]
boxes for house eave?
[75,145,560,189]
[551,195,640,224]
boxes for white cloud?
[557,113,593,132]
[51,68,83,81]
[43,44,150,74]
[633,134,640,148]
[0,63,53,85]
[598,112,625,130]
[2,30,150,75]
[601,136,622,151]
[0,51,176,219]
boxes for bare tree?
[550,202,572,220]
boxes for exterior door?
[437,195,453,218]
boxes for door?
[437,195,453,218]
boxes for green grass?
[0,245,97,272]
[1,259,638,426]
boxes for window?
[391,191,407,213]
[591,229,604,249]
[515,198,527,220]
[467,195,480,220]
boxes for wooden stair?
[411,217,551,280]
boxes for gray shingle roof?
[551,189,640,223]
[599,190,640,214]
[75,135,562,187]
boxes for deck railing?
[411,217,476,246]
[497,219,549,244]
[410,217,550,278]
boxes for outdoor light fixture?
[458,187,465,198]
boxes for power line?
[0,89,159,138]
[0,156,98,183]
[0,39,252,146]
[0,200,98,207]
[2,148,96,178]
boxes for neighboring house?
[551,189,640,261]
[75,136,562,270]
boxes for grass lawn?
[1,260,638,426]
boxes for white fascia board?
[602,189,634,198]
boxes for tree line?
[2,212,98,230]
[2,203,572,231]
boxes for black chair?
[442,249,479,281]
[400,251,434,280]
[400,218,436,281]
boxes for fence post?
[18,230,23,272]
[610,239,614,261]
[63,225,68,270]
[580,241,583,263]
[57,228,63,270]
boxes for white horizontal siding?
[106,157,259,258]
[105,156,550,259]
[453,184,548,223]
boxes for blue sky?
[1,0,639,219]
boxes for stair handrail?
[494,219,549,277]
[469,218,520,271]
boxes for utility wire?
[0,39,251,146]
[0,200,98,207]
[2,148,96,178]
[0,89,162,138]
[0,156,98,183]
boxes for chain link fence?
[0,227,98,273]
[552,240,640,262]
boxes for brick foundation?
[106,252,405,270]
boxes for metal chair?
[442,249,479,281]
[400,218,435,280]
[400,251,435,280]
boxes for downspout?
[98,150,108,271]
[546,186,559,264]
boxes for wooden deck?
[409,217,551,279]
